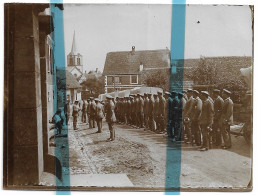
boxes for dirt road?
[48,120,252,190]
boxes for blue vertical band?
[166,0,186,194]
[50,1,71,194]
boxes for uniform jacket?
[82,100,88,113]
[184,96,195,118]
[169,97,178,118]
[105,100,116,123]
[72,104,80,117]
[148,97,154,116]
[153,97,159,116]
[95,102,104,119]
[191,97,202,121]
[144,98,149,115]
[138,97,144,113]
[90,101,96,116]
[214,96,224,122]
[199,98,214,126]
[158,96,166,116]
[221,97,233,124]
[87,102,91,114]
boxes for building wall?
[4,4,50,186]
[104,74,142,94]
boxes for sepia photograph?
[3,2,253,192]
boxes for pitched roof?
[103,49,170,75]
[57,69,81,89]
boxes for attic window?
[139,63,143,71]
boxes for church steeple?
[70,31,76,55]
[67,31,83,74]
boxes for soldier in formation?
[111,88,233,151]
[67,87,233,149]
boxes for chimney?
[131,46,135,55]
[96,68,98,72]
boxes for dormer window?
[139,63,143,71]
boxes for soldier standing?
[183,89,195,143]
[138,94,144,128]
[177,92,185,141]
[191,90,202,146]
[156,91,165,133]
[64,100,70,125]
[148,93,154,131]
[164,92,171,135]
[82,99,88,123]
[95,98,104,133]
[89,97,96,128]
[143,93,149,130]
[86,99,91,127]
[199,91,214,151]
[212,89,224,147]
[127,96,132,125]
[153,94,159,131]
[72,100,80,130]
[105,95,116,141]
[169,91,179,139]
[221,89,233,149]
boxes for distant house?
[103,46,171,93]
[57,69,82,103]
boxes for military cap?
[213,89,220,94]
[187,89,193,92]
[157,91,162,94]
[75,100,79,102]
[57,108,62,112]
[90,97,94,100]
[95,98,100,102]
[165,92,171,96]
[201,91,209,96]
[223,89,231,95]
[178,92,183,96]
[182,90,187,93]
[193,90,199,95]
[87,99,90,101]
[171,91,177,95]
[106,95,112,99]
[153,94,158,96]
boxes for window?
[69,57,73,66]
[114,76,120,84]
[77,57,80,65]
[130,75,138,84]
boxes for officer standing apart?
[72,100,80,130]
[221,89,233,149]
[105,95,116,141]
[95,98,104,133]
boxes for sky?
[63,4,252,72]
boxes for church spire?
[71,30,76,55]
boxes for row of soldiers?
[113,88,233,151]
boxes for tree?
[81,76,105,98]
[141,69,170,91]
